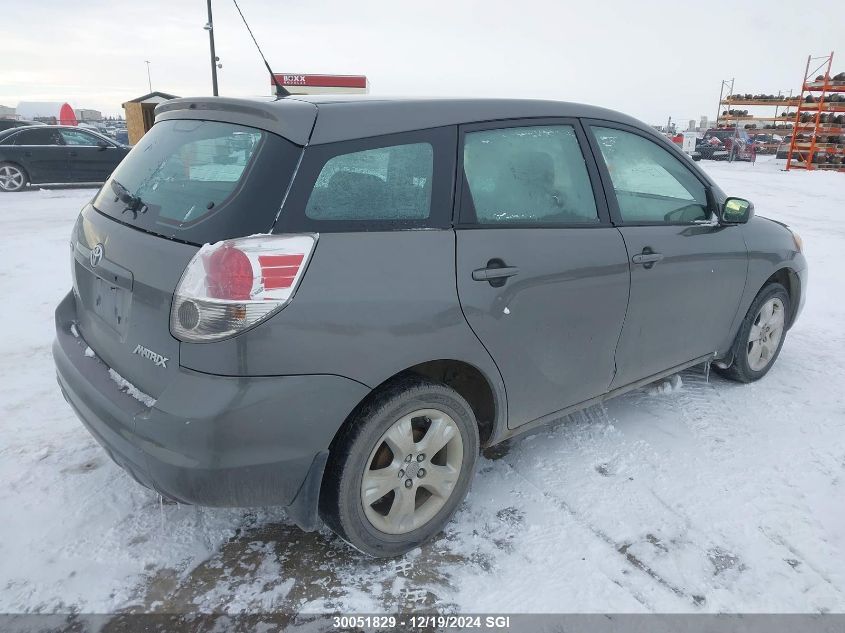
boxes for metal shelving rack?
[786,52,845,172]
[718,98,801,125]
[718,92,799,154]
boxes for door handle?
[472,266,519,281]
[631,249,664,269]
[68,151,78,157]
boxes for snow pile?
[646,374,683,396]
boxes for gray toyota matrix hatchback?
[53,95,806,557]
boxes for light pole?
[204,0,219,96]
[144,60,152,92]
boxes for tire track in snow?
[499,404,704,610]
[759,527,842,594]
[503,460,701,608]
[619,368,845,608]
[507,376,794,610]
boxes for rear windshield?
[92,119,301,244]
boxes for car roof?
[0,125,114,141]
[155,95,654,146]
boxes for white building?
[75,109,102,122]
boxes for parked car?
[53,96,807,557]
[0,119,44,132]
[751,133,782,155]
[698,128,755,161]
[0,125,129,191]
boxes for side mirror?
[721,197,754,224]
[96,140,110,151]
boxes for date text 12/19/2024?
[332,615,512,629]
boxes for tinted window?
[462,125,598,225]
[61,129,101,146]
[304,143,433,221]
[91,119,301,244]
[591,127,709,223]
[14,128,64,145]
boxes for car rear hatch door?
[72,208,196,398]
[70,113,308,399]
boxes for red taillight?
[204,246,254,300]
[258,254,304,291]
[171,234,318,342]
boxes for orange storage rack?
[718,95,798,155]
[786,52,845,172]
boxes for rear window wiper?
[110,179,148,218]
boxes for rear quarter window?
[276,126,456,233]
[305,143,433,221]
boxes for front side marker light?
[791,230,803,253]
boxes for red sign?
[271,74,367,89]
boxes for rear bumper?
[53,292,370,530]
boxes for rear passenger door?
[12,127,68,182]
[455,120,630,429]
[584,123,747,389]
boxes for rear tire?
[0,162,27,192]
[715,282,790,383]
[319,375,479,557]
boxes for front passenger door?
[59,129,119,182]
[586,123,748,389]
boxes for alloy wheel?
[747,297,785,371]
[360,408,463,535]
[0,165,25,192]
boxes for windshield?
[92,119,301,244]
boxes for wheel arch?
[328,359,502,456]
[765,267,801,328]
[720,265,801,368]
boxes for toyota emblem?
[90,243,104,268]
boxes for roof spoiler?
[153,97,316,145]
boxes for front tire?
[320,376,480,557]
[0,162,27,192]
[716,282,790,383]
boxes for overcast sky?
[1,1,841,125]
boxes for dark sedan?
[0,125,130,192]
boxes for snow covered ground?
[0,155,843,614]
